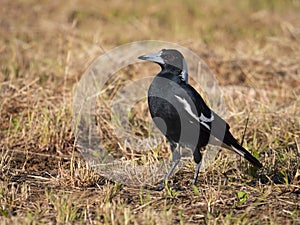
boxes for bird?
[138,49,262,190]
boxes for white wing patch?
[174,95,214,127]
[200,121,210,130]
[231,145,245,157]
[199,112,214,122]
[175,95,199,121]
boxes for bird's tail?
[221,131,263,168]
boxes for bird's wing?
[172,84,216,130]
[173,84,232,138]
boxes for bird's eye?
[164,54,174,61]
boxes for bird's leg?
[156,142,181,191]
[192,149,202,185]
[166,143,181,179]
[192,161,202,185]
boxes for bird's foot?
[143,181,165,191]
[145,179,187,192]
[191,179,197,186]
[154,182,165,191]
[155,180,187,192]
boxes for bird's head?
[138,49,188,84]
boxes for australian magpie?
[138,49,262,190]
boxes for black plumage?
[138,49,262,190]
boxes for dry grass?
[1,0,300,224]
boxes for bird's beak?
[138,51,164,64]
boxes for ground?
[0,0,300,224]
